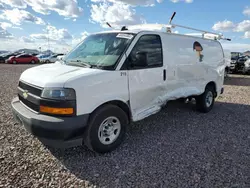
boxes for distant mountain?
[0,50,9,54]
[42,50,53,55]
[15,49,40,54]
[1,49,55,56]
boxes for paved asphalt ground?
[0,64,249,188]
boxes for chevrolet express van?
[12,28,225,153]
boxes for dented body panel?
[120,31,225,121]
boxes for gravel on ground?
[0,64,250,188]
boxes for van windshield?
[64,33,135,70]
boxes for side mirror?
[130,51,148,68]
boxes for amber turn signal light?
[40,106,74,115]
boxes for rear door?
[126,34,166,121]
[16,55,24,63]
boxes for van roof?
[92,23,231,42]
[94,30,141,35]
[93,29,222,43]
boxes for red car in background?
[7,54,39,64]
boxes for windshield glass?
[64,33,134,69]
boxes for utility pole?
[47,23,50,55]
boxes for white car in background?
[41,54,64,63]
[243,59,250,74]
[56,55,66,61]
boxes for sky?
[0,0,249,53]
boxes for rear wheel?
[31,60,35,64]
[84,104,128,153]
[196,85,215,113]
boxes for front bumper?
[11,97,89,148]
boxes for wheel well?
[206,82,217,97]
[93,100,131,122]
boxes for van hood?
[20,63,104,88]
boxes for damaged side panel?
[127,31,224,122]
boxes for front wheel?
[31,60,35,64]
[84,104,128,153]
[195,85,215,113]
[13,60,17,64]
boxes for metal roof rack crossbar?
[107,12,231,41]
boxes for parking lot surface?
[0,64,250,188]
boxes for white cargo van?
[11,22,228,153]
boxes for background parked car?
[229,52,241,73]
[7,54,39,64]
[40,53,65,63]
[243,59,250,74]
[57,54,66,60]
[36,54,52,63]
[0,52,21,63]
[234,56,247,73]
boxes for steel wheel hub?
[98,116,121,145]
[205,91,213,107]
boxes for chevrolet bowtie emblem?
[23,90,28,99]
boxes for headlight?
[41,88,76,100]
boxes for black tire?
[46,60,50,63]
[31,60,35,64]
[13,60,17,64]
[84,104,128,153]
[195,85,215,113]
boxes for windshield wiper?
[90,64,103,69]
[67,60,92,68]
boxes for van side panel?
[160,33,224,100]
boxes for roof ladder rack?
[165,12,231,41]
[117,12,231,41]
[106,12,231,41]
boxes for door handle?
[163,69,166,81]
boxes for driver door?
[126,34,166,121]
[17,55,26,63]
